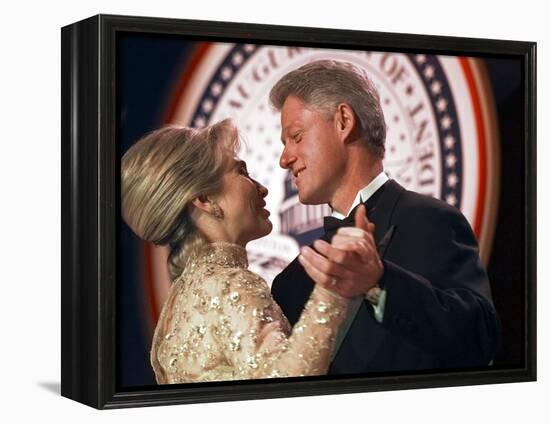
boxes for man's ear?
[334,102,359,144]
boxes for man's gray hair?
[269,59,386,158]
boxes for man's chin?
[297,191,324,205]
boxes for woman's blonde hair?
[121,119,239,279]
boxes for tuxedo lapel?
[367,179,404,253]
[376,225,395,258]
[329,180,405,368]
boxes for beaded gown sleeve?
[150,242,350,384]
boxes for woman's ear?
[191,195,223,219]
[334,102,360,144]
[191,194,211,213]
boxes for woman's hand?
[297,205,384,298]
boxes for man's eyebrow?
[280,127,290,145]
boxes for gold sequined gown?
[150,242,350,383]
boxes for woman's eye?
[240,165,250,176]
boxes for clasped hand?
[298,205,384,298]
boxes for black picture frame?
[61,13,536,409]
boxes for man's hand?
[298,205,384,298]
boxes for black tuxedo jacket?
[271,180,501,374]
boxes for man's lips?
[293,168,306,178]
[293,168,306,187]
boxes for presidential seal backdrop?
[142,43,500,318]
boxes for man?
[269,60,500,374]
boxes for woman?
[121,119,351,384]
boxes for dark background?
[117,33,524,387]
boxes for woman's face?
[215,159,272,245]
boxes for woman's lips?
[258,202,270,217]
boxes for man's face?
[279,96,346,205]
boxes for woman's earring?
[212,203,224,219]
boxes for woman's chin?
[242,215,273,243]
[260,219,273,237]
[255,219,273,240]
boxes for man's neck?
[330,159,384,215]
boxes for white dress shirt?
[330,171,389,323]
[331,172,389,219]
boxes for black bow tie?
[323,204,375,233]
[322,179,389,234]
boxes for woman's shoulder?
[183,242,271,301]
[220,267,270,297]
[209,267,272,307]
[187,258,267,294]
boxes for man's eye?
[293,132,303,142]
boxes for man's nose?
[279,147,296,169]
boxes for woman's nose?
[257,181,268,198]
